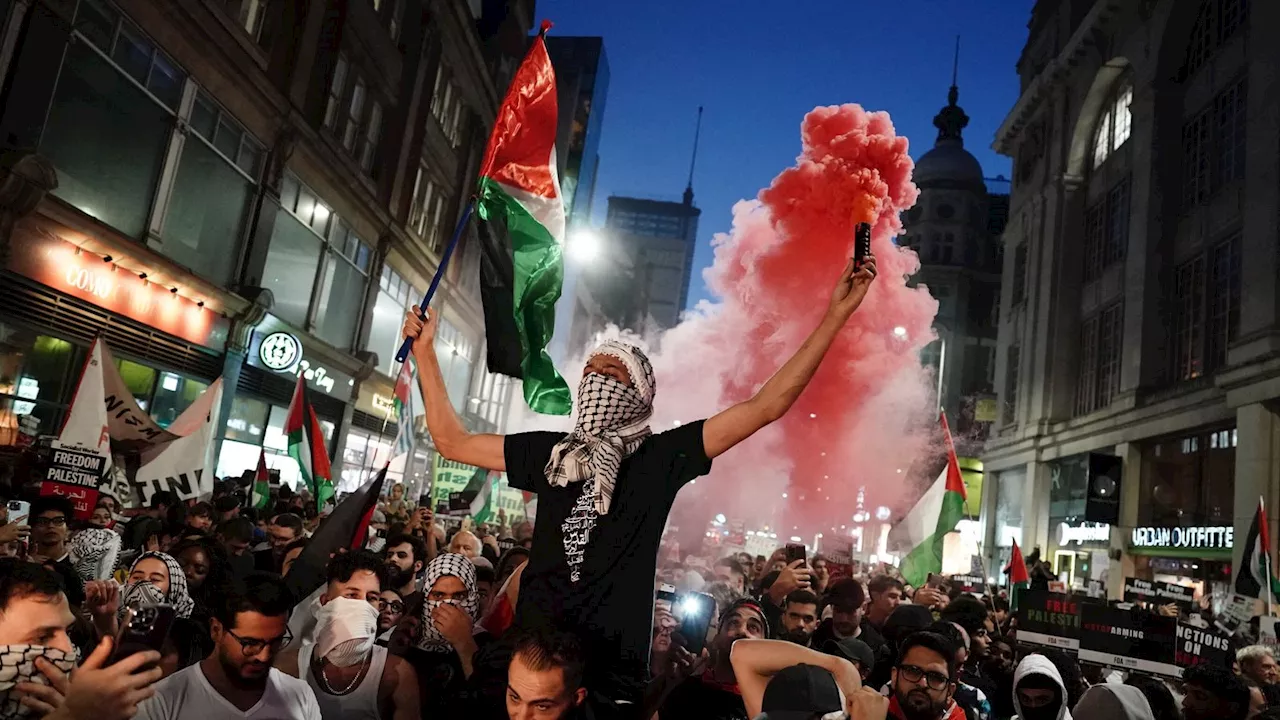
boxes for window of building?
[1207,231,1242,371]
[467,369,512,433]
[434,317,475,413]
[323,55,349,130]
[1170,232,1241,383]
[429,65,465,147]
[1075,303,1122,416]
[1083,177,1130,282]
[408,165,450,253]
[1171,256,1206,381]
[1184,0,1249,80]
[343,79,366,151]
[1003,345,1020,425]
[359,101,382,172]
[217,401,335,490]
[1092,80,1132,169]
[163,91,262,285]
[936,204,955,220]
[266,174,373,347]
[1183,78,1247,209]
[225,0,270,42]
[388,0,404,42]
[40,3,185,240]
[1012,243,1027,305]
[939,233,955,264]
[1139,426,1236,527]
[366,265,421,377]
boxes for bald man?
[449,530,482,560]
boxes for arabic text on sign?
[1130,526,1233,550]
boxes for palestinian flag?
[251,449,271,510]
[895,412,967,587]
[469,472,497,524]
[1006,539,1030,612]
[285,376,335,510]
[283,465,386,609]
[475,20,571,416]
[1236,498,1280,599]
[392,358,417,459]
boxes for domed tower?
[902,54,1005,447]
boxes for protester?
[496,548,530,590]
[216,517,256,578]
[401,247,877,710]
[0,558,163,720]
[811,578,881,654]
[185,502,215,535]
[985,637,1017,720]
[940,595,998,709]
[822,636,876,682]
[505,630,588,720]
[888,631,966,720]
[810,555,831,596]
[1011,654,1072,720]
[391,553,484,715]
[87,505,113,530]
[282,538,309,577]
[653,597,771,718]
[256,514,304,573]
[1074,685,1155,720]
[713,558,747,595]
[929,622,989,720]
[26,497,85,608]
[1182,663,1250,720]
[1244,680,1265,720]
[1239,646,1280,686]
[383,533,426,603]
[1123,675,1180,720]
[136,572,319,719]
[778,590,820,647]
[377,591,404,637]
[448,530,482,560]
[729,637,868,719]
[276,551,418,720]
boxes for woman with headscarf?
[84,551,195,642]
[389,552,484,716]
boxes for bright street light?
[567,228,601,264]
[714,513,727,525]
[893,326,908,338]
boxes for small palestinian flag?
[285,376,334,511]
[392,358,417,459]
[897,412,967,587]
[251,449,270,510]
[475,20,571,416]
[1236,497,1280,600]
[1006,539,1030,611]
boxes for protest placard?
[41,441,107,519]
[1079,603,1180,677]
[1016,591,1082,651]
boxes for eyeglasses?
[31,517,67,528]
[898,664,951,690]
[376,599,404,613]
[226,628,292,656]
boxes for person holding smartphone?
[400,249,877,714]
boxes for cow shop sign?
[1130,526,1233,551]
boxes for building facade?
[981,0,1273,602]
[900,80,1006,452]
[0,0,533,506]
[545,35,608,233]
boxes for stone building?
[982,0,1272,596]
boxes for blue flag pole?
[394,198,477,364]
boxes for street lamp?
[567,228,602,264]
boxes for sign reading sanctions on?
[41,442,107,519]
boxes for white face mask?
[314,597,378,667]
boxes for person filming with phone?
[400,238,877,714]
[0,558,163,720]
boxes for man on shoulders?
[136,572,321,720]
[401,252,878,712]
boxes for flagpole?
[394,198,477,364]
[1265,496,1275,616]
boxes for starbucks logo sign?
[259,332,301,371]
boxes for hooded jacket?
[1011,654,1072,720]
[1071,685,1154,720]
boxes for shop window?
[366,266,420,377]
[150,372,208,427]
[224,395,269,444]
[217,398,335,491]
[115,359,156,409]
[162,92,260,285]
[0,330,83,445]
[1141,428,1235,527]
[40,35,174,239]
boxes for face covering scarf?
[120,551,195,620]
[0,646,78,719]
[544,340,656,516]
[416,553,478,654]
[313,597,378,668]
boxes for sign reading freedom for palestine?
[42,441,107,520]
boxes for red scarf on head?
[889,695,967,720]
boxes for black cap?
[761,663,844,719]
[824,637,875,672]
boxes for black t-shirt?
[660,678,748,720]
[504,421,712,700]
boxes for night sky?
[539,0,1034,307]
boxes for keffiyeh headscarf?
[69,528,120,583]
[0,646,77,718]
[120,552,195,620]
[417,553,478,654]
[545,340,656,515]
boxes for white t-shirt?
[136,664,322,720]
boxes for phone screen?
[7,501,29,526]
[672,592,714,655]
[785,543,806,566]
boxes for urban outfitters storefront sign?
[1130,526,1233,558]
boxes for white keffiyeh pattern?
[416,553,479,654]
[69,528,120,582]
[121,551,195,619]
[0,645,77,718]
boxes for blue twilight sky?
[539,0,1035,308]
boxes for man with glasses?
[28,497,85,608]
[256,514,305,574]
[137,572,321,719]
[889,631,966,720]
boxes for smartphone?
[854,222,872,265]
[108,604,176,666]
[785,542,807,566]
[674,592,714,655]
[7,500,29,526]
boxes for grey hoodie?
[1012,654,1073,720]
[1072,685,1155,720]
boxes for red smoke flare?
[648,104,938,539]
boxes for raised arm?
[730,638,862,718]
[402,308,506,471]
[703,256,877,459]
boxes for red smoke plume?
[649,104,938,538]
